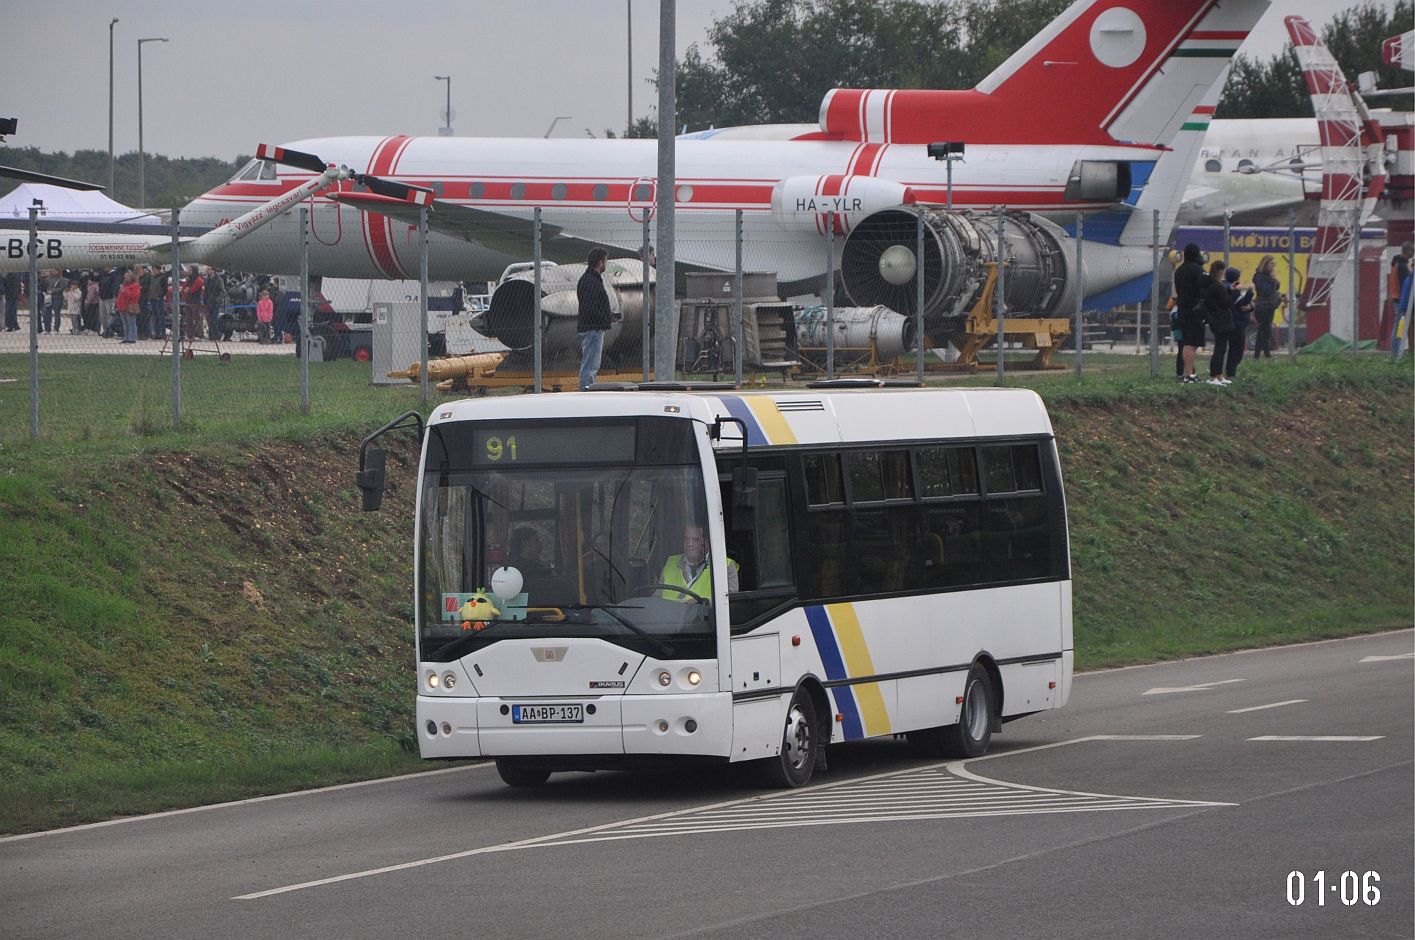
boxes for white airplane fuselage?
[1179,118,1319,225]
[180,135,1159,280]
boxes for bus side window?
[724,476,792,593]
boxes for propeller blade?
[355,174,434,206]
[0,164,105,191]
[255,144,327,174]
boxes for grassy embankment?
[0,352,1410,834]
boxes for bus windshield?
[418,455,715,663]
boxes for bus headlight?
[657,671,672,687]
[687,670,702,686]
[426,671,440,690]
[442,672,457,690]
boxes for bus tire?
[761,691,818,788]
[939,663,994,759]
[495,759,550,788]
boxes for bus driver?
[659,524,738,600]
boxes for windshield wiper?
[426,620,518,661]
[559,603,675,659]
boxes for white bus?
[357,385,1072,788]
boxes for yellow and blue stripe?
[718,395,797,447]
[804,602,890,740]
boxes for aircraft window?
[551,183,567,200]
[228,159,259,183]
[509,182,526,200]
[430,181,445,197]
[1237,159,1255,171]
[1289,157,1304,169]
[470,182,485,199]
[592,184,608,201]
[676,185,693,203]
[632,183,652,201]
[1204,159,1222,173]
[259,162,277,181]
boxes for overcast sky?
[2,0,1386,162]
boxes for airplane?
[2,0,1270,331]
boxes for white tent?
[0,183,160,225]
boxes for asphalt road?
[3,630,1411,939]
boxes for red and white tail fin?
[817,0,1268,146]
[1286,15,1383,310]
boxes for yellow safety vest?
[659,555,738,601]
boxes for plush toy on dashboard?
[458,589,501,632]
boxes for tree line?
[0,147,246,211]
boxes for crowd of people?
[1,266,303,345]
[1170,245,1280,386]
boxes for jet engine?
[839,206,1151,332]
[481,261,649,370]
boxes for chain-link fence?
[3,198,1399,445]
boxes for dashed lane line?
[1226,699,1308,714]
[1248,735,1385,742]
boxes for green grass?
[0,350,1410,833]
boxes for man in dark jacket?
[1172,243,1207,383]
[4,271,22,331]
[577,248,612,390]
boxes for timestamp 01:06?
[1286,871,1381,906]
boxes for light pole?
[626,0,632,134]
[137,36,167,209]
[433,74,452,136]
[108,18,118,195]
[543,116,573,138]
[927,141,966,209]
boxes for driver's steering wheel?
[642,583,708,605]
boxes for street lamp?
[433,75,452,136]
[108,18,118,196]
[137,36,168,209]
[544,116,573,138]
[927,141,966,210]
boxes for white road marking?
[1360,653,1414,663]
[0,763,493,846]
[234,734,1224,901]
[1248,735,1384,742]
[1143,678,1246,696]
[1226,699,1308,714]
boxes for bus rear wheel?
[761,691,818,788]
[939,664,994,758]
[495,759,550,788]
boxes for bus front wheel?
[762,692,818,788]
[495,759,550,788]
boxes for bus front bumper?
[417,692,734,760]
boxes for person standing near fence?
[256,288,274,343]
[98,266,121,337]
[82,274,100,334]
[1221,266,1253,382]
[63,279,83,334]
[4,272,20,331]
[1204,260,1236,386]
[115,271,141,344]
[577,248,612,390]
[1173,243,1207,384]
[1251,255,1280,360]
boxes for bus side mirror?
[357,447,388,512]
[731,467,758,531]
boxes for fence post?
[299,206,310,415]
[1350,227,1360,353]
[171,209,182,429]
[418,205,430,404]
[916,209,925,384]
[1074,212,1084,377]
[27,205,39,440]
[1287,212,1297,361]
[533,207,543,393]
[1149,209,1160,377]
[1222,210,1231,266]
[995,205,1006,386]
[733,208,744,387]
[641,215,651,382]
[825,212,835,380]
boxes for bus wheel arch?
[975,653,1003,733]
[798,676,832,767]
[939,658,999,759]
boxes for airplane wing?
[330,193,639,267]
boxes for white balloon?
[489,566,524,601]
